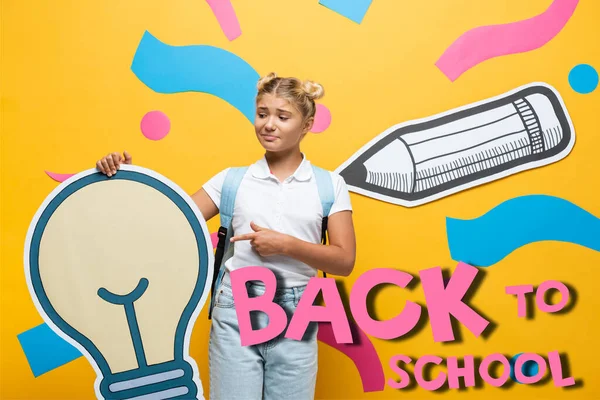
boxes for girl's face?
[254,93,313,153]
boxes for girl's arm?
[283,210,356,276]
[191,188,219,222]
[231,211,356,277]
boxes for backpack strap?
[208,167,248,319]
[312,165,335,278]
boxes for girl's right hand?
[96,151,132,177]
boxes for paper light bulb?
[25,166,212,400]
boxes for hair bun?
[257,72,278,91]
[301,80,325,101]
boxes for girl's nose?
[266,120,277,131]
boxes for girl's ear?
[303,117,314,134]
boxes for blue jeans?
[209,272,318,400]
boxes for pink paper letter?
[447,356,476,389]
[506,285,534,317]
[350,268,422,339]
[548,351,576,387]
[230,267,287,346]
[286,277,352,343]
[479,353,510,387]
[414,355,446,391]
[515,353,547,384]
[388,355,412,389]
[536,280,570,313]
[420,263,490,342]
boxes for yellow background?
[1,0,599,399]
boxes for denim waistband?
[220,269,306,304]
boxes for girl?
[96,73,356,399]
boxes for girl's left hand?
[230,221,290,257]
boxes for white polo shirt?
[202,154,353,287]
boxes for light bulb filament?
[98,278,150,368]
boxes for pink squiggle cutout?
[45,171,76,183]
[205,0,242,41]
[317,321,385,392]
[436,0,579,81]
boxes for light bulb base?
[100,360,198,400]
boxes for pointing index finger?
[230,233,257,242]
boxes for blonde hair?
[256,72,324,120]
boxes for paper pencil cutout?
[336,83,575,207]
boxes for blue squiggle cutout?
[319,0,372,24]
[447,195,600,267]
[131,31,259,122]
[18,323,82,377]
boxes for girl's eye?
[279,116,289,121]
[258,113,267,118]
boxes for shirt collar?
[250,153,313,182]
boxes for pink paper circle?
[311,104,332,133]
[141,111,171,140]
